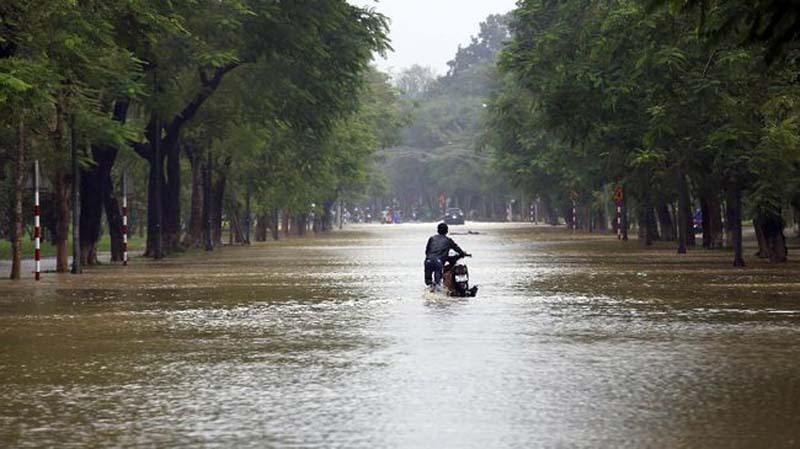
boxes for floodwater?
[2,223,800,448]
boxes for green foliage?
[488,0,800,229]
[2,0,396,259]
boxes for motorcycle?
[442,253,479,297]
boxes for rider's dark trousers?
[424,258,443,286]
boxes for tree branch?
[163,62,241,145]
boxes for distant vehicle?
[443,207,465,225]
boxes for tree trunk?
[637,191,658,246]
[255,214,268,242]
[725,196,735,248]
[312,214,321,233]
[754,213,788,263]
[754,220,768,259]
[700,196,711,249]
[184,143,205,248]
[80,147,120,265]
[10,118,25,280]
[794,199,800,238]
[727,184,745,267]
[683,187,696,247]
[636,203,647,244]
[282,211,291,238]
[78,169,102,265]
[70,122,82,274]
[707,194,724,249]
[295,214,306,237]
[134,65,240,255]
[232,214,245,244]
[104,183,124,262]
[203,147,213,251]
[79,101,128,264]
[228,199,245,245]
[144,152,165,258]
[52,96,70,273]
[541,196,559,226]
[271,209,279,241]
[646,207,659,243]
[212,170,226,246]
[595,206,607,232]
[656,202,675,241]
[323,200,335,231]
[163,141,182,252]
[53,171,71,273]
[244,188,251,244]
[677,171,689,254]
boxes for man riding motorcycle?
[424,222,470,290]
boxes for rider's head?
[437,222,448,235]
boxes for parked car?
[443,207,465,225]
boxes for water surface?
[2,223,799,448]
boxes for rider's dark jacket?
[425,234,466,260]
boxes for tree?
[395,65,437,100]
[127,0,389,257]
[491,0,798,265]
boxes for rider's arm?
[449,238,466,257]
[425,237,432,256]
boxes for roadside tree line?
[486,0,800,265]
[1,0,404,279]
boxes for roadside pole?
[572,201,577,231]
[570,190,579,232]
[33,160,41,281]
[122,171,128,266]
[613,186,624,240]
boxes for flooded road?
[2,223,800,448]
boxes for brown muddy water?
[1,223,800,448]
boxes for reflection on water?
[2,223,800,448]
